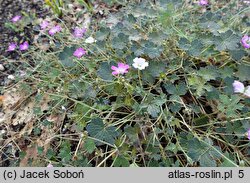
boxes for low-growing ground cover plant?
[45,0,64,17]
[0,0,250,167]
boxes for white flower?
[244,86,250,98]
[7,75,15,80]
[85,36,96,44]
[132,57,148,70]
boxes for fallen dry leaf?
[2,87,25,110]
[1,86,50,126]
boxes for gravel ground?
[0,1,50,166]
[0,0,49,88]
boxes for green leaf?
[148,31,168,45]
[86,118,120,145]
[73,156,91,167]
[147,104,160,118]
[37,146,44,155]
[96,27,110,41]
[111,33,129,50]
[84,139,96,154]
[97,62,114,81]
[163,82,187,96]
[229,49,246,61]
[144,42,163,58]
[219,152,237,167]
[130,40,146,56]
[152,94,167,106]
[199,153,216,167]
[128,29,142,41]
[46,148,56,159]
[188,76,212,97]
[124,124,140,142]
[178,39,204,57]
[165,143,178,154]
[200,21,221,35]
[237,64,250,81]
[219,66,234,79]
[146,61,166,77]
[105,14,120,27]
[58,47,76,67]
[213,30,240,51]
[124,14,136,26]
[157,3,175,27]
[187,138,222,167]
[73,103,92,124]
[114,156,130,167]
[58,140,72,163]
[197,66,218,81]
[111,22,126,35]
[168,100,182,113]
[178,38,190,51]
[193,115,210,127]
[102,0,118,6]
[218,95,243,118]
[226,121,245,134]
[188,39,204,57]
[142,61,166,84]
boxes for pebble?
[61,106,66,111]
[0,64,4,71]
[1,130,6,134]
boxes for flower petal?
[19,41,29,51]
[247,129,250,140]
[111,66,118,71]
[40,20,49,29]
[7,43,17,51]
[11,15,22,22]
[232,81,245,93]
[243,86,250,98]
[241,35,250,49]
[112,71,119,75]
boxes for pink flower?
[73,27,86,38]
[248,129,250,140]
[241,35,250,49]
[19,41,29,51]
[73,48,86,58]
[7,43,17,51]
[48,25,62,36]
[47,163,53,168]
[111,62,130,76]
[40,20,49,29]
[232,80,250,98]
[11,15,22,22]
[198,0,209,6]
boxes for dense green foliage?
[1,0,250,167]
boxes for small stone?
[61,106,66,111]
[0,64,4,71]
[99,10,104,15]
